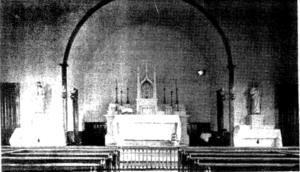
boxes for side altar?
[104,63,189,146]
[234,82,282,147]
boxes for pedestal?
[179,115,189,146]
[10,115,66,147]
[234,115,282,147]
[249,114,264,129]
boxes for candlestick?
[170,91,173,106]
[115,80,118,104]
[163,87,166,104]
[120,90,123,105]
[127,87,129,104]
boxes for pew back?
[179,147,299,171]
[2,146,118,171]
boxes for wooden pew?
[2,146,120,164]
[1,146,119,171]
[179,147,299,171]
[190,162,298,172]
[179,147,299,161]
[2,163,105,171]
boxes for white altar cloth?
[112,115,181,145]
[234,125,282,147]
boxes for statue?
[36,82,45,114]
[36,81,44,96]
[250,82,261,114]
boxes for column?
[179,115,190,145]
[60,63,68,144]
[71,88,80,145]
[104,115,116,145]
[228,64,235,146]
[217,89,225,132]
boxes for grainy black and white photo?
[1,0,298,171]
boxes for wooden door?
[1,83,20,145]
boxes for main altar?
[104,63,189,146]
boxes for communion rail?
[119,146,179,170]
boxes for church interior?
[1,0,299,171]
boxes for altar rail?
[119,146,179,170]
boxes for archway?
[60,0,235,146]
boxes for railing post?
[150,149,152,169]
[146,149,148,169]
[178,149,181,170]
[112,151,118,170]
[105,157,112,172]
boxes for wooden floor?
[1,146,299,171]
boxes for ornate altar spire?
[163,87,166,104]
[136,61,158,114]
[145,61,148,78]
[175,79,179,111]
[153,65,157,99]
[137,65,141,99]
[170,91,173,106]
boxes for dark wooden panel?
[188,122,210,146]
[82,122,106,146]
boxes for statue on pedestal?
[36,82,45,114]
[250,82,261,114]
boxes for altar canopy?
[105,62,189,146]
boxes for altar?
[106,115,185,146]
[104,63,189,146]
